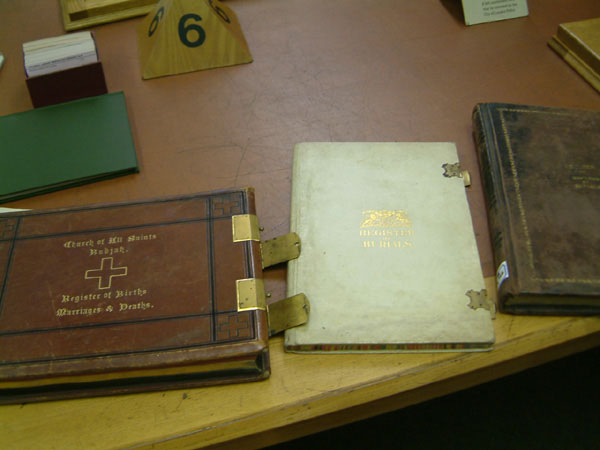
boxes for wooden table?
[1,0,600,448]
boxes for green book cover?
[0,92,139,203]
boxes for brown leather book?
[473,103,600,315]
[0,189,270,404]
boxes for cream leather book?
[285,142,494,353]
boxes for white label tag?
[496,261,509,288]
[461,0,529,26]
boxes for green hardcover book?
[0,92,139,203]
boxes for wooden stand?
[136,0,252,80]
[60,0,158,31]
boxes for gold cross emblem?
[85,257,128,290]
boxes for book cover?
[548,17,600,93]
[26,62,108,108]
[473,103,600,314]
[0,189,269,404]
[285,142,494,353]
[0,92,138,204]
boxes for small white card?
[0,208,28,213]
[461,0,529,26]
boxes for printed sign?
[461,0,529,26]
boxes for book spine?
[472,104,517,310]
[285,144,303,300]
[243,188,270,337]
[549,37,600,93]
[556,24,600,80]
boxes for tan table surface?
[1,0,600,448]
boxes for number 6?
[178,14,206,48]
[208,0,231,23]
[148,7,165,37]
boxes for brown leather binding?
[473,103,600,314]
[0,189,269,403]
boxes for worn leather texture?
[0,189,269,403]
[473,103,600,314]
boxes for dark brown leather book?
[473,103,600,315]
[0,189,269,404]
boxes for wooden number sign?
[136,0,252,79]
